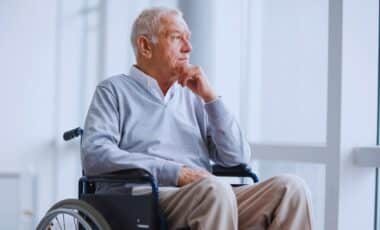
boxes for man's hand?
[177,166,212,187]
[177,64,217,103]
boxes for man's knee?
[198,177,236,206]
[269,174,311,202]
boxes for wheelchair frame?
[37,127,259,230]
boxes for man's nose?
[182,38,192,53]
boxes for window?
[213,1,328,228]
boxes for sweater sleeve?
[81,85,183,186]
[204,97,251,166]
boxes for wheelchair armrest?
[79,168,159,198]
[85,168,156,184]
[212,163,259,183]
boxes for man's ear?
[136,36,153,59]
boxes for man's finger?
[183,75,194,87]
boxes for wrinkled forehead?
[158,14,190,35]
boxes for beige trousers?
[158,175,314,230]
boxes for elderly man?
[81,6,313,230]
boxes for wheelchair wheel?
[36,198,111,230]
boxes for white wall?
[0,0,56,169]
[0,0,57,227]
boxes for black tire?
[36,198,111,230]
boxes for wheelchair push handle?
[63,127,83,141]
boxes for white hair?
[130,6,183,56]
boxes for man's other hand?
[177,64,217,103]
[177,166,212,187]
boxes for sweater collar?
[128,65,177,103]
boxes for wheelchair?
[37,127,259,230]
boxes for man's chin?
[178,60,189,66]
[171,65,184,75]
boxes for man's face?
[151,14,192,77]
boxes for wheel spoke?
[55,216,63,230]
[74,216,78,230]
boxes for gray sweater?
[81,66,251,186]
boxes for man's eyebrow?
[167,30,182,34]
[166,30,191,36]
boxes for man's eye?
[171,35,181,40]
